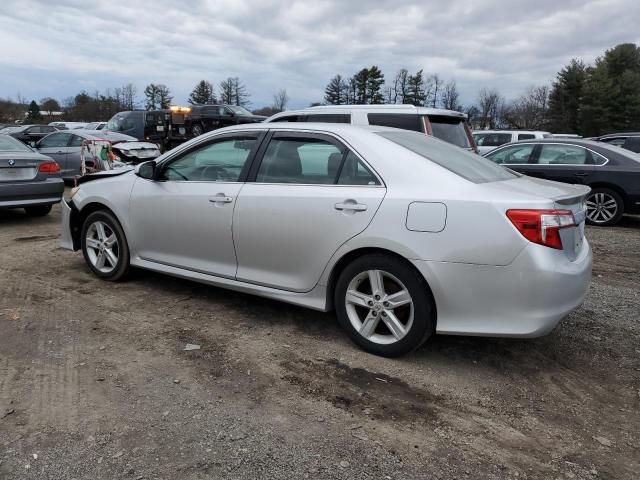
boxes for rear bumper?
[0,178,64,208]
[412,240,592,337]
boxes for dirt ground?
[0,203,638,480]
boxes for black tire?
[334,254,436,357]
[24,205,52,216]
[80,210,130,281]
[586,188,624,226]
[192,123,204,137]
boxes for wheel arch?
[325,247,437,323]
[70,202,126,250]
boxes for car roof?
[266,104,466,121]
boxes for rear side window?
[377,131,517,183]
[367,113,423,133]
[474,133,512,147]
[69,135,84,147]
[537,144,589,165]
[256,137,343,184]
[305,114,351,123]
[427,115,470,148]
[337,151,380,186]
[518,134,535,140]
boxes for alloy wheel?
[345,269,414,345]
[85,220,119,273]
[586,192,618,224]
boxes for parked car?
[593,132,640,153]
[60,123,591,357]
[0,134,64,216]
[5,124,59,144]
[484,138,640,226]
[473,130,552,155]
[189,105,266,136]
[266,105,476,152]
[49,122,88,130]
[35,129,160,180]
[84,122,107,131]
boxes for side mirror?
[136,160,157,180]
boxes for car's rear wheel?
[586,188,624,226]
[81,211,130,281]
[24,205,52,216]
[335,254,435,357]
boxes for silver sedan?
[60,123,592,357]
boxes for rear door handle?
[335,201,367,212]
[209,194,233,204]
[574,172,590,177]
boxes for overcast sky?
[0,0,638,110]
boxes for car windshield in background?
[0,135,33,152]
[377,130,518,183]
[228,106,252,116]
[428,116,470,149]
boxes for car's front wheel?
[24,205,52,216]
[335,254,435,357]
[81,210,130,281]
[192,123,204,137]
[586,188,624,226]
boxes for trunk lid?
[0,152,50,182]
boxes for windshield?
[0,134,33,152]
[227,105,252,116]
[427,115,471,148]
[106,113,135,132]
[377,130,518,183]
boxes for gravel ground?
[0,204,638,480]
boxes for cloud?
[0,0,638,109]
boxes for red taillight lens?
[38,161,60,174]
[506,209,576,250]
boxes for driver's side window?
[160,135,258,182]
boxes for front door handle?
[335,201,367,212]
[574,172,590,177]
[209,194,233,204]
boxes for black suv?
[188,105,265,136]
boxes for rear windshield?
[0,135,32,152]
[428,115,471,148]
[367,113,423,132]
[377,130,518,183]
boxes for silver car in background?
[60,123,592,357]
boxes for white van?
[473,130,552,155]
[266,105,476,152]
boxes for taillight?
[506,209,576,250]
[38,161,61,174]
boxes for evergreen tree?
[324,75,348,105]
[156,84,173,109]
[144,83,159,110]
[547,59,587,133]
[188,80,216,105]
[366,66,385,104]
[26,100,41,122]
[405,70,426,106]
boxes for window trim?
[488,142,610,167]
[246,130,384,187]
[156,131,266,183]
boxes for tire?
[24,205,52,216]
[192,123,204,137]
[586,188,624,226]
[81,210,130,281]
[334,254,435,357]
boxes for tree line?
[322,43,640,136]
[1,42,637,136]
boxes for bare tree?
[428,74,444,108]
[220,77,250,107]
[440,80,461,111]
[387,68,408,104]
[502,86,550,129]
[272,89,289,112]
[121,83,137,110]
[477,88,505,128]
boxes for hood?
[112,141,160,153]
[76,167,133,185]
[237,114,267,121]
